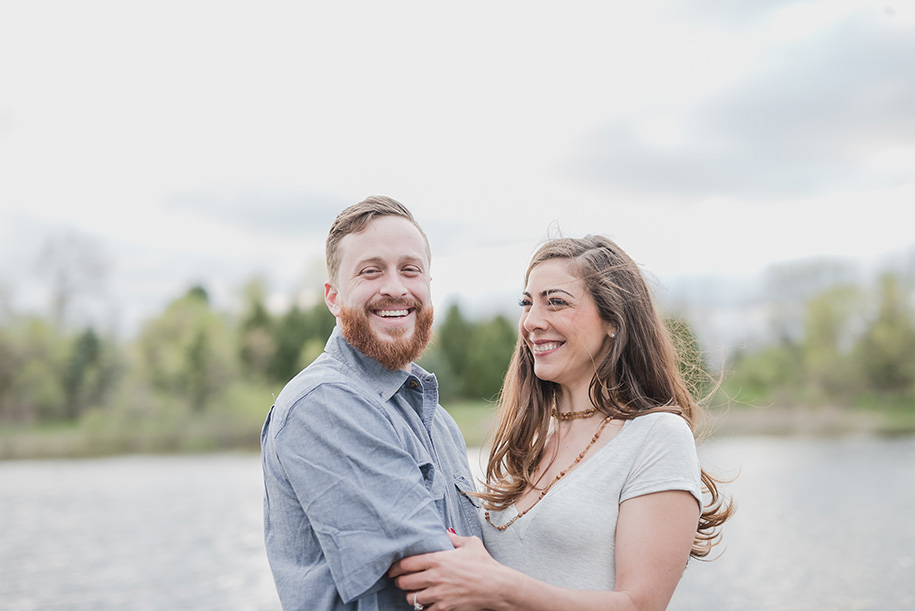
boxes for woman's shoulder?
[627,410,694,442]
[631,409,689,427]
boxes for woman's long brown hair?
[478,235,734,559]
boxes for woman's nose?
[522,305,547,333]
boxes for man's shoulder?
[276,351,373,403]
[269,353,376,423]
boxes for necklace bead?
[550,406,597,420]
[485,416,613,531]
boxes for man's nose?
[379,272,408,297]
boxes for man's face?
[325,215,433,371]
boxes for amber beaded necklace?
[484,415,614,531]
[550,406,597,420]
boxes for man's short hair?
[325,196,431,282]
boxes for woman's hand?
[388,531,505,611]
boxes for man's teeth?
[533,342,562,354]
[376,309,409,317]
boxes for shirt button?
[409,380,418,389]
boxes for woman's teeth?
[533,342,562,354]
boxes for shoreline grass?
[2,400,913,461]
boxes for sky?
[1,0,914,349]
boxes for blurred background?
[1,1,913,609]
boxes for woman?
[390,235,733,611]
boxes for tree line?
[722,262,915,410]
[2,258,913,443]
[0,280,520,430]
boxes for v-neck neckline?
[494,417,634,538]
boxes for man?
[261,196,482,610]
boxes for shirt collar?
[325,326,411,401]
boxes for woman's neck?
[553,384,595,415]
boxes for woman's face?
[519,259,616,391]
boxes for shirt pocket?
[419,459,446,502]
[453,473,481,531]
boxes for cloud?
[669,0,817,26]
[573,8,915,201]
[165,188,354,238]
[162,190,509,265]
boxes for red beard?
[339,300,433,371]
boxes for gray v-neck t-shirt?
[481,411,702,591]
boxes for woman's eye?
[548,298,567,307]
[518,298,532,307]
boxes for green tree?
[238,277,275,381]
[800,285,862,398]
[463,315,517,401]
[0,317,69,422]
[854,274,915,395]
[135,286,236,411]
[432,304,473,396]
[62,327,120,420]
[268,300,336,384]
[725,343,802,405]
[268,305,310,383]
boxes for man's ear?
[324,282,341,318]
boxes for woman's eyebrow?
[521,288,575,299]
[541,288,574,298]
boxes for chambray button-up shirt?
[261,327,482,610]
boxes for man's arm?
[274,383,453,603]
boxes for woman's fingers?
[389,551,437,578]
[388,559,408,579]
[393,569,427,592]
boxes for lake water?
[1,436,913,610]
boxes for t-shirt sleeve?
[274,384,452,604]
[620,412,702,506]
